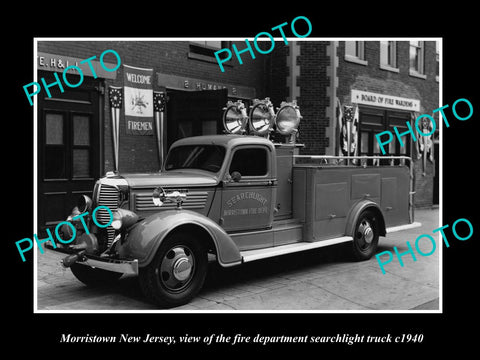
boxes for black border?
[7,6,479,354]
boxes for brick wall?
[296,41,330,155]
[37,40,268,174]
[336,41,439,207]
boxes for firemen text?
[214,16,312,72]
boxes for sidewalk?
[36,208,440,311]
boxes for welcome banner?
[123,64,154,135]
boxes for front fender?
[118,210,242,268]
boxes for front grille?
[96,184,119,247]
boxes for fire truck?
[50,98,420,308]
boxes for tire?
[350,210,379,261]
[138,231,208,308]
[70,263,123,287]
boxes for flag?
[124,64,154,135]
[352,104,359,157]
[153,91,166,167]
[342,105,355,155]
[108,86,123,171]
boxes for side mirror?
[231,171,242,182]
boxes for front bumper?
[46,246,139,275]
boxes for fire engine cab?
[50,98,421,308]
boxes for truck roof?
[171,134,276,150]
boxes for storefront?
[333,41,440,208]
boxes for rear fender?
[118,210,242,268]
[345,200,386,237]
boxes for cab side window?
[229,147,268,177]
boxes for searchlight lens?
[223,101,248,134]
[249,101,274,136]
[275,101,302,135]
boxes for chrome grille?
[135,190,208,211]
[96,184,119,247]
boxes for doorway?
[166,89,228,147]
[37,71,101,235]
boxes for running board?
[386,222,422,233]
[241,236,353,263]
[240,222,423,263]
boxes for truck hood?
[115,171,219,188]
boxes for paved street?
[36,208,439,311]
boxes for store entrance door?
[166,89,228,147]
[37,72,101,235]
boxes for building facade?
[35,39,439,233]
[270,40,439,208]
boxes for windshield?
[164,145,226,173]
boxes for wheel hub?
[172,257,193,281]
[357,220,374,246]
[363,225,374,244]
[159,246,195,291]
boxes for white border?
[33,37,442,314]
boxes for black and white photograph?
[33,38,441,312]
[6,7,479,354]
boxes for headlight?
[77,195,93,213]
[111,209,139,230]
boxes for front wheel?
[139,232,207,308]
[350,210,379,261]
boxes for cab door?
[220,145,276,240]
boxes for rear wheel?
[139,232,207,308]
[350,210,379,261]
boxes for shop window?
[46,113,63,145]
[409,41,426,78]
[72,114,92,178]
[45,112,66,179]
[358,107,411,165]
[190,40,222,50]
[380,41,398,72]
[73,149,90,177]
[188,41,230,64]
[345,41,367,65]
